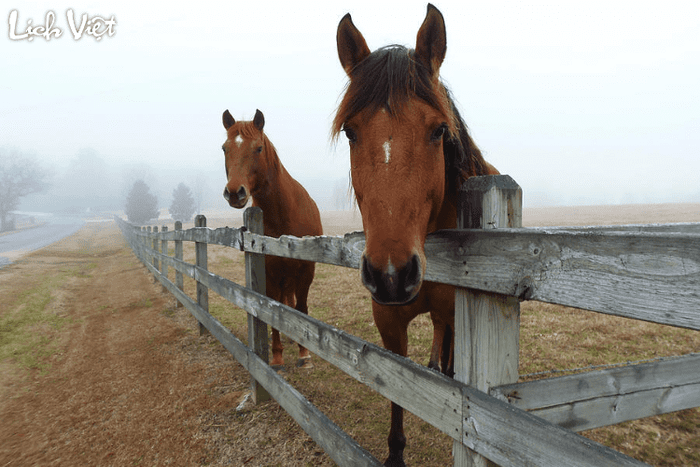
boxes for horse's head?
[221,109,268,209]
[335,5,455,305]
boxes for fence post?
[161,225,169,293]
[174,221,184,308]
[142,227,148,262]
[152,226,160,283]
[195,215,210,336]
[453,175,522,467]
[244,206,271,404]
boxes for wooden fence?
[115,174,700,467]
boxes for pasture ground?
[1,203,699,466]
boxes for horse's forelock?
[333,45,490,193]
[333,46,456,138]
[229,119,264,141]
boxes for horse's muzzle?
[223,185,249,209]
[361,253,422,305]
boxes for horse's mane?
[233,120,265,141]
[333,45,489,195]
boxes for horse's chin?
[371,291,420,307]
[227,198,248,209]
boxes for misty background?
[2,0,699,221]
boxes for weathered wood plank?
[491,353,700,432]
[194,215,209,336]
[243,207,270,404]
[132,224,245,251]
[151,226,159,272]
[160,226,169,294]
[174,221,184,308]
[530,222,700,234]
[425,228,700,330]
[529,383,700,433]
[241,229,365,269]
[460,385,648,467]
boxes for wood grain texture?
[174,221,184,308]
[491,353,700,432]
[194,215,209,336]
[426,228,700,330]
[243,207,270,403]
[454,175,522,467]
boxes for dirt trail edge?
[0,222,331,466]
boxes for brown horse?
[222,109,323,369]
[334,5,499,466]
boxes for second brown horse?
[222,109,323,369]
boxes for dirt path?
[0,222,330,466]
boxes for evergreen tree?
[125,180,158,224]
[169,182,196,222]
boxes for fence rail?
[115,174,700,467]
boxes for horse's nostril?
[360,256,379,294]
[361,253,422,305]
[223,187,231,201]
[236,186,247,201]
[400,254,422,294]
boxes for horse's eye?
[431,124,448,142]
[343,127,358,144]
[221,145,226,154]
[256,146,263,154]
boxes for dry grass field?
[1,203,699,466]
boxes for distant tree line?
[0,146,202,231]
[124,180,196,224]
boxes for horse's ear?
[337,13,371,76]
[415,4,447,78]
[253,109,265,131]
[223,110,235,130]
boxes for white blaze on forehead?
[382,140,391,164]
[234,134,244,147]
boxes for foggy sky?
[2,0,699,212]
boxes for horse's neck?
[430,196,458,232]
[251,143,292,234]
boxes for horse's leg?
[428,316,445,372]
[270,327,285,370]
[426,282,456,377]
[372,301,416,467]
[266,281,285,370]
[385,402,406,467]
[294,261,314,368]
[441,323,454,378]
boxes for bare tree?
[0,148,49,231]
